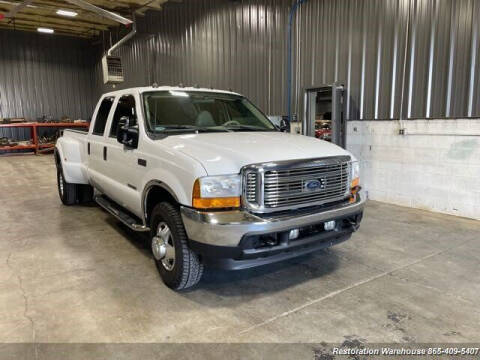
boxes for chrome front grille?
[264,163,349,208]
[245,172,257,203]
[242,156,351,213]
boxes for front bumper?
[181,192,365,270]
[181,190,365,254]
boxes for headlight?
[350,160,360,189]
[192,175,241,209]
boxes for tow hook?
[348,213,363,232]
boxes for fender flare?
[54,137,89,184]
[53,146,62,167]
[142,180,179,226]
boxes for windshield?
[143,91,276,134]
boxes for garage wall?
[347,120,480,220]
[3,0,478,121]
[94,0,289,115]
[0,29,97,121]
[295,0,480,120]
[96,0,480,120]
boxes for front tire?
[150,202,204,290]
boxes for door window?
[110,95,137,138]
[92,97,114,136]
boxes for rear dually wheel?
[56,167,77,205]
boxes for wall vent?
[102,55,124,84]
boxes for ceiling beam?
[4,12,110,30]
[1,1,118,25]
[135,0,168,15]
[0,0,171,38]
[4,17,101,34]
[35,1,118,25]
[0,23,91,37]
[0,5,113,28]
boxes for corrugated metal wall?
[0,29,97,121]
[1,0,475,122]
[293,0,480,119]
[294,0,409,120]
[402,0,480,119]
[96,0,480,120]
[95,0,289,115]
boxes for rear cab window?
[92,97,114,136]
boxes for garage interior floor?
[1,155,479,345]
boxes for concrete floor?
[1,155,479,350]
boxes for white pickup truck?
[55,86,365,290]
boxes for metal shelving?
[0,122,89,155]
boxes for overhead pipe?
[3,0,33,18]
[286,0,307,122]
[64,0,132,26]
[107,14,136,56]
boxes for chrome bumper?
[181,191,366,247]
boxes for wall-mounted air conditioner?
[102,55,124,84]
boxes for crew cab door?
[102,94,145,216]
[87,96,115,194]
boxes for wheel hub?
[58,172,64,196]
[152,222,175,271]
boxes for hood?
[161,132,353,175]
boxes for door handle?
[103,146,107,161]
[87,142,90,155]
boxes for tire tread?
[57,168,77,205]
[151,202,203,290]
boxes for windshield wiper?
[154,125,231,133]
[159,125,197,130]
[196,127,232,133]
[223,124,273,132]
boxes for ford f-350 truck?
[55,86,365,290]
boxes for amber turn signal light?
[192,179,241,209]
[349,184,361,203]
[351,177,359,188]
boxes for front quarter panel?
[140,137,208,207]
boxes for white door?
[87,96,115,194]
[102,94,145,217]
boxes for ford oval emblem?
[304,179,322,191]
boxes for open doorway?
[302,83,345,148]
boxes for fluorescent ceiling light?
[37,27,54,34]
[56,9,77,17]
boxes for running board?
[95,195,150,232]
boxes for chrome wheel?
[152,222,176,271]
[58,171,64,197]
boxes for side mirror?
[279,118,290,132]
[117,116,139,148]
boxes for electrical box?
[102,55,124,84]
